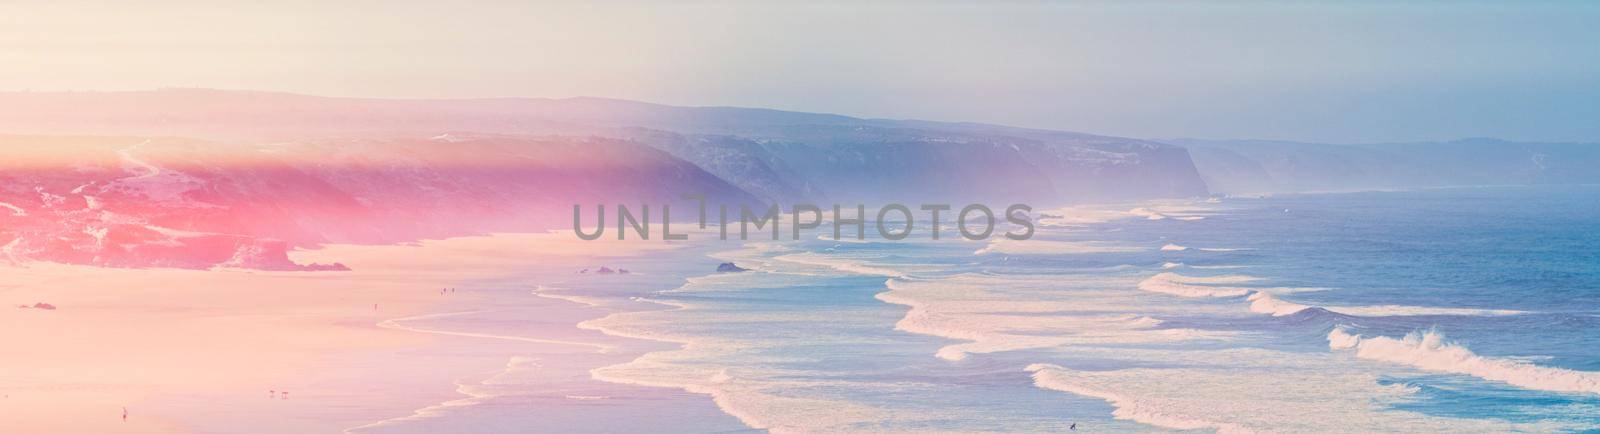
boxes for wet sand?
[0,232,739,433]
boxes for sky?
[3,0,1597,143]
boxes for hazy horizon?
[6,1,1598,144]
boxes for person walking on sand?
[122,407,128,422]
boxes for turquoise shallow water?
[372,185,1600,432]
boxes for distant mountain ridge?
[0,88,1209,269]
[0,89,1211,203]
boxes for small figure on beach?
[122,407,128,422]
[1069,423,1076,431]
[281,391,289,400]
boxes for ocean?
[361,185,1600,433]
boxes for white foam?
[1137,273,1257,298]
[1129,207,1169,220]
[532,285,608,308]
[1327,327,1363,349]
[772,252,904,277]
[592,354,885,434]
[344,357,538,433]
[1026,351,1572,433]
[578,262,949,432]
[1160,243,1189,251]
[975,239,1142,255]
[1248,293,1527,318]
[1161,262,1184,269]
[1027,364,1252,433]
[583,281,895,433]
[1329,328,1600,395]
[1131,205,1214,222]
[1247,292,1312,316]
[879,275,1236,361]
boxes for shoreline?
[568,244,782,432]
[0,232,716,433]
[332,231,750,434]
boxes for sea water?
[371,185,1600,432]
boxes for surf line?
[378,310,616,352]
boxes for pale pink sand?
[0,232,681,433]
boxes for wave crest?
[1328,327,1600,395]
[1137,272,1257,298]
[1247,292,1311,316]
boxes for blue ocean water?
[371,185,1600,432]
[582,185,1600,432]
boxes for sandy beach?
[0,232,712,433]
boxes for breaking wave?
[1247,292,1313,316]
[1329,327,1600,395]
